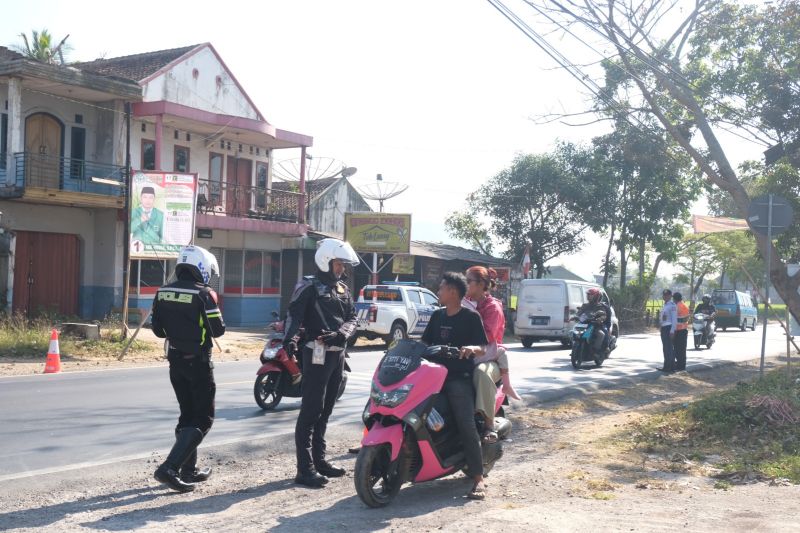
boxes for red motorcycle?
[254,313,350,410]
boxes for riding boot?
[500,369,521,401]
[173,428,212,483]
[154,427,204,492]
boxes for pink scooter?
[354,339,511,507]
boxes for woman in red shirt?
[464,266,521,441]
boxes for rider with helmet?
[151,245,226,493]
[694,294,717,338]
[284,238,360,488]
[576,288,613,353]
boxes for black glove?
[285,339,299,356]
[318,330,345,347]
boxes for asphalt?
[0,323,789,481]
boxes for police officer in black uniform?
[152,245,226,493]
[284,238,359,488]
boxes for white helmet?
[176,245,219,284]
[315,238,359,272]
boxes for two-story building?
[1,43,314,326]
[0,45,141,318]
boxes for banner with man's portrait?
[130,171,197,259]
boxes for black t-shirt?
[421,307,489,379]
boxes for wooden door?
[226,156,251,216]
[25,113,63,189]
[13,231,79,317]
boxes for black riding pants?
[444,376,484,479]
[295,346,344,473]
[168,349,216,434]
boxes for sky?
[1,0,765,280]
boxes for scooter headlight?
[260,346,279,363]
[370,382,414,408]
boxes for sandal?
[481,429,498,444]
[467,481,487,500]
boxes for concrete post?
[7,77,24,185]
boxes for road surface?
[0,324,788,480]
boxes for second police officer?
[283,238,360,487]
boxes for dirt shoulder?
[2,357,799,532]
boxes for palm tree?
[16,29,71,65]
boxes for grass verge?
[624,367,800,483]
[0,314,150,359]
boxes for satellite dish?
[357,174,409,212]
[273,156,356,181]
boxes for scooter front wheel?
[694,337,702,350]
[354,444,404,508]
[570,345,582,369]
[254,371,283,410]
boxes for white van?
[513,279,618,348]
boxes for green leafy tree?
[522,0,800,323]
[16,29,71,65]
[445,153,589,278]
[444,206,493,256]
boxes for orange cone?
[44,329,61,374]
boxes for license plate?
[530,317,549,326]
[357,319,368,328]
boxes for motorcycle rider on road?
[576,288,612,353]
[283,238,359,488]
[694,294,717,339]
[421,272,489,500]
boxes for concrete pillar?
[298,146,306,223]
[111,100,126,167]
[7,77,23,185]
[155,114,163,170]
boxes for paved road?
[0,324,788,480]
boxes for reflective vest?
[676,302,690,331]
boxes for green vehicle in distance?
[712,289,758,331]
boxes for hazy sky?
[1,0,764,280]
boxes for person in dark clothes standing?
[673,292,690,371]
[658,289,677,372]
[421,272,489,500]
[151,245,225,493]
[283,238,360,488]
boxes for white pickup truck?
[353,283,440,344]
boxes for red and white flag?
[521,244,531,278]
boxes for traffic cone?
[44,329,61,374]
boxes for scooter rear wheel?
[354,444,404,508]
[254,371,283,410]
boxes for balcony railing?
[197,178,302,223]
[11,152,126,197]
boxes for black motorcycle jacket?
[283,271,357,349]
[577,301,612,329]
[695,302,716,316]
[151,273,226,356]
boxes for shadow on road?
[271,477,470,532]
[79,479,294,531]
[0,485,163,530]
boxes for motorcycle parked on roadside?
[354,339,511,508]
[692,313,715,350]
[569,310,616,369]
[253,313,349,410]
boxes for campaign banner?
[344,213,411,254]
[691,214,748,234]
[392,254,415,275]
[130,171,197,259]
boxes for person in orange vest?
[673,292,690,372]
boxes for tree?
[16,29,70,65]
[445,153,589,277]
[517,0,800,323]
[444,207,493,256]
